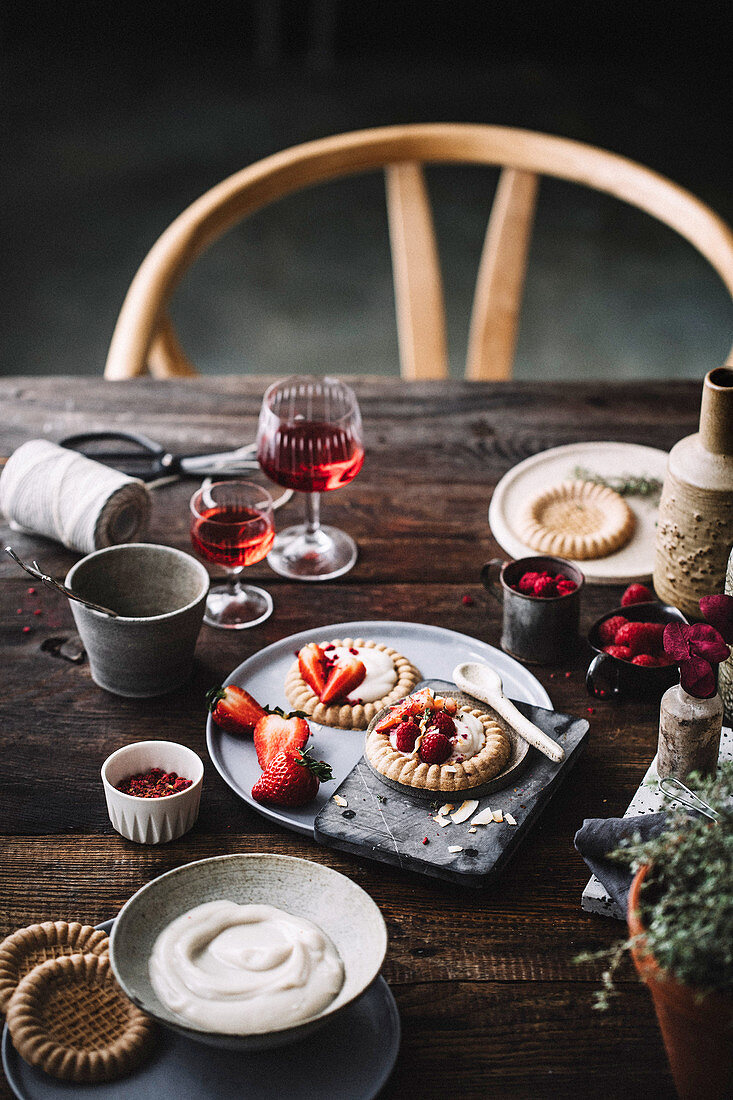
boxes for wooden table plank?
[0,378,696,1099]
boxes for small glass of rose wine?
[256,376,364,580]
[190,480,275,628]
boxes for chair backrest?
[104,124,733,381]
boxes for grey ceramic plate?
[2,921,400,1100]
[206,620,552,836]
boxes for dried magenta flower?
[663,620,730,698]
[699,594,733,644]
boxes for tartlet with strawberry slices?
[284,638,421,730]
[365,687,510,793]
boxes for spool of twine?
[0,440,151,554]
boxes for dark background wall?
[2,1,731,379]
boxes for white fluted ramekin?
[101,741,203,844]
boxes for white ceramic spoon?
[452,661,565,763]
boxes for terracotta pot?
[627,864,733,1099]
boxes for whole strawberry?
[615,621,665,656]
[621,583,654,607]
[598,615,628,646]
[419,730,452,765]
[251,747,333,807]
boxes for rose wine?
[191,505,275,568]
[257,421,365,492]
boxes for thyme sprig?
[571,465,663,499]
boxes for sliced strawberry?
[252,747,333,808]
[320,656,366,704]
[373,688,435,732]
[298,643,328,695]
[253,710,311,769]
[206,685,267,736]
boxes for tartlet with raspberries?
[365,687,511,794]
[284,638,421,731]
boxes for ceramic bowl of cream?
[109,854,387,1051]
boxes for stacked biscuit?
[0,920,154,1083]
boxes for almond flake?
[333,795,348,807]
[437,803,454,816]
[470,807,495,826]
[447,845,463,853]
[468,827,477,833]
[450,799,479,824]
[492,809,504,823]
[504,812,517,826]
[433,815,452,828]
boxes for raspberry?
[419,731,452,765]
[428,711,456,737]
[517,571,541,594]
[603,645,633,661]
[393,720,419,752]
[632,653,662,667]
[533,575,559,598]
[615,621,665,656]
[621,583,654,607]
[598,615,628,646]
[556,578,577,595]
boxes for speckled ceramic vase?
[653,366,733,619]
[656,683,723,780]
[717,547,733,722]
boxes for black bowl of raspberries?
[587,583,689,700]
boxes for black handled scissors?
[59,431,260,483]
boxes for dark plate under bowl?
[587,601,688,701]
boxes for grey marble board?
[314,680,590,887]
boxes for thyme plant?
[581,763,733,1006]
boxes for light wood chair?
[104,123,733,381]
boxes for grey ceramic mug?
[482,555,584,665]
[66,543,210,697]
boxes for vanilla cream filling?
[324,645,397,703]
[149,900,344,1035]
[448,712,485,761]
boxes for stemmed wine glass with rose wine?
[256,376,364,580]
[190,480,275,628]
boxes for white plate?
[488,441,669,585]
[2,923,400,1100]
[207,620,552,836]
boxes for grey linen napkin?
[574,813,669,915]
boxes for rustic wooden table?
[0,377,699,1099]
